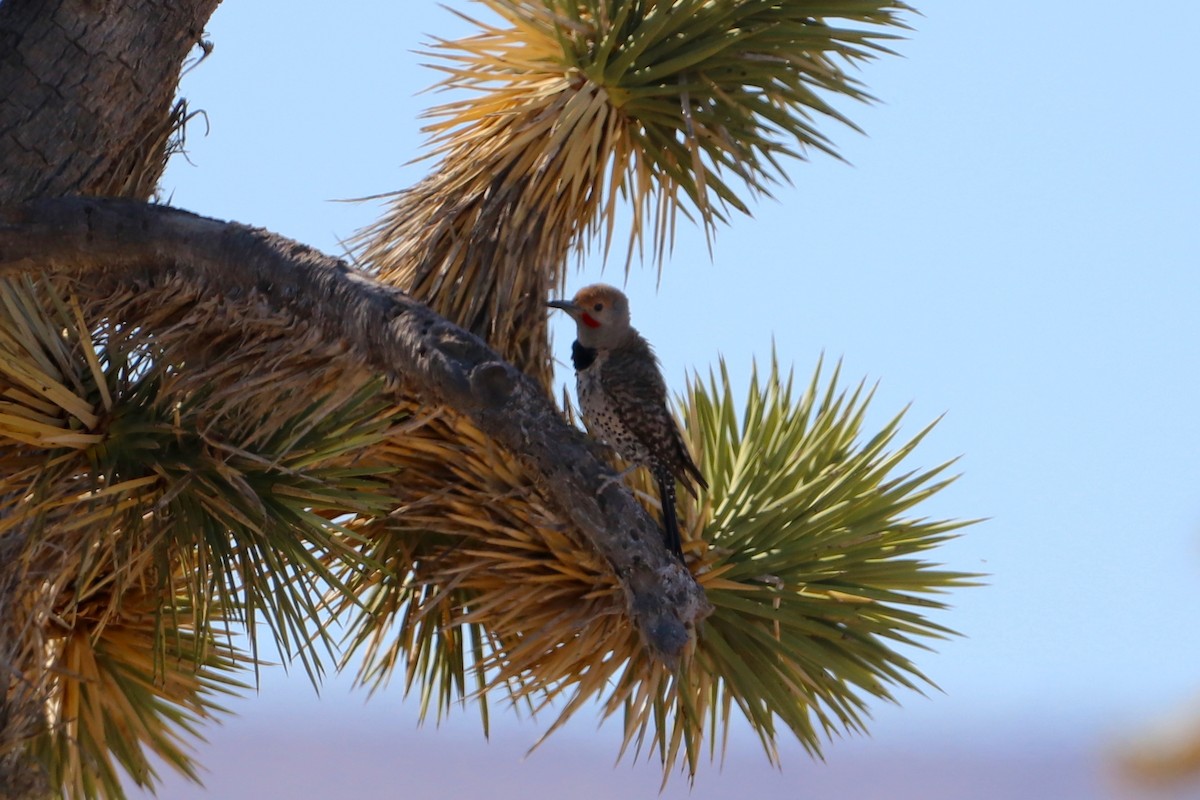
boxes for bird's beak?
[546,298,580,315]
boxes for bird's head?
[547,283,633,349]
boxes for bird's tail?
[656,470,685,560]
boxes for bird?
[547,284,706,560]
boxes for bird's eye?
[593,303,604,312]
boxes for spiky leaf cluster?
[417,0,910,262]
[0,276,401,797]
[672,357,974,771]
[26,594,246,797]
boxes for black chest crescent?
[571,340,597,371]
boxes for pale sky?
[131,1,1200,797]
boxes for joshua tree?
[0,1,972,797]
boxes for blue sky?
[135,1,1200,797]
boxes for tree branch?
[0,196,711,663]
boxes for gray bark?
[0,0,221,201]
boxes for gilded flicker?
[548,284,706,559]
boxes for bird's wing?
[601,336,707,494]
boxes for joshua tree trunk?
[0,0,220,201]
[1,3,218,793]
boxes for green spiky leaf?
[419,0,913,263]
[0,277,402,797]
[485,353,980,781]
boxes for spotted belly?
[577,366,651,466]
